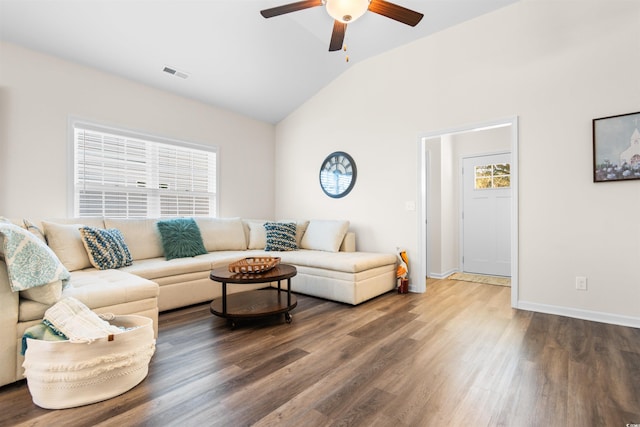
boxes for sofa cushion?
[42,221,93,271]
[120,250,269,281]
[119,255,211,280]
[18,269,159,322]
[300,220,349,252]
[195,217,247,251]
[156,218,207,260]
[79,226,133,270]
[264,222,298,251]
[247,221,267,249]
[278,250,396,273]
[104,218,164,260]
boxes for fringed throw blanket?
[22,298,128,354]
[0,223,70,291]
[43,297,123,343]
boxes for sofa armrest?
[0,261,19,387]
[340,232,356,252]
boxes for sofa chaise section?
[276,250,397,305]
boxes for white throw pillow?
[20,280,64,305]
[42,221,93,271]
[247,221,267,249]
[195,217,247,251]
[300,220,349,252]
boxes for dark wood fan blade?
[260,0,323,18]
[368,0,423,26]
[329,20,347,51]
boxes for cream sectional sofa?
[0,217,397,388]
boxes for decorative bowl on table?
[228,256,281,274]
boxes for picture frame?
[592,111,640,182]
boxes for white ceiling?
[0,0,518,123]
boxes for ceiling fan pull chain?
[344,44,349,62]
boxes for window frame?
[68,118,219,219]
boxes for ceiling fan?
[260,0,424,52]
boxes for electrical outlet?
[576,276,587,291]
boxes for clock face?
[319,151,357,198]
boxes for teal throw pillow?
[157,218,207,260]
[79,226,133,270]
[264,222,298,251]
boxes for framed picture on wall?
[593,111,640,182]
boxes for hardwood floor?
[2,278,639,427]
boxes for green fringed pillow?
[156,218,207,260]
[264,222,298,251]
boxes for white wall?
[275,0,640,325]
[0,42,276,220]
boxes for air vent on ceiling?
[163,66,189,79]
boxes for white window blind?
[73,123,217,218]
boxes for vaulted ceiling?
[0,0,519,123]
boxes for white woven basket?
[22,314,155,409]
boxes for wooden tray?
[228,256,281,274]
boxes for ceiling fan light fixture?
[325,0,370,24]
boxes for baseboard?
[427,269,458,280]
[517,301,640,329]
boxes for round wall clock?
[319,151,357,198]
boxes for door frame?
[418,116,519,308]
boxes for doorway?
[418,117,519,308]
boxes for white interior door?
[462,153,511,277]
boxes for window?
[72,121,217,218]
[474,163,510,189]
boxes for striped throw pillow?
[79,227,133,270]
[264,222,298,251]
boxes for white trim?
[420,118,515,139]
[518,301,640,329]
[414,144,429,293]
[509,119,519,309]
[427,269,458,280]
[418,116,519,308]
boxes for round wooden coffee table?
[209,263,297,328]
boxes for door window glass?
[474,163,510,189]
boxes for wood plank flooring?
[1,278,639,426]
